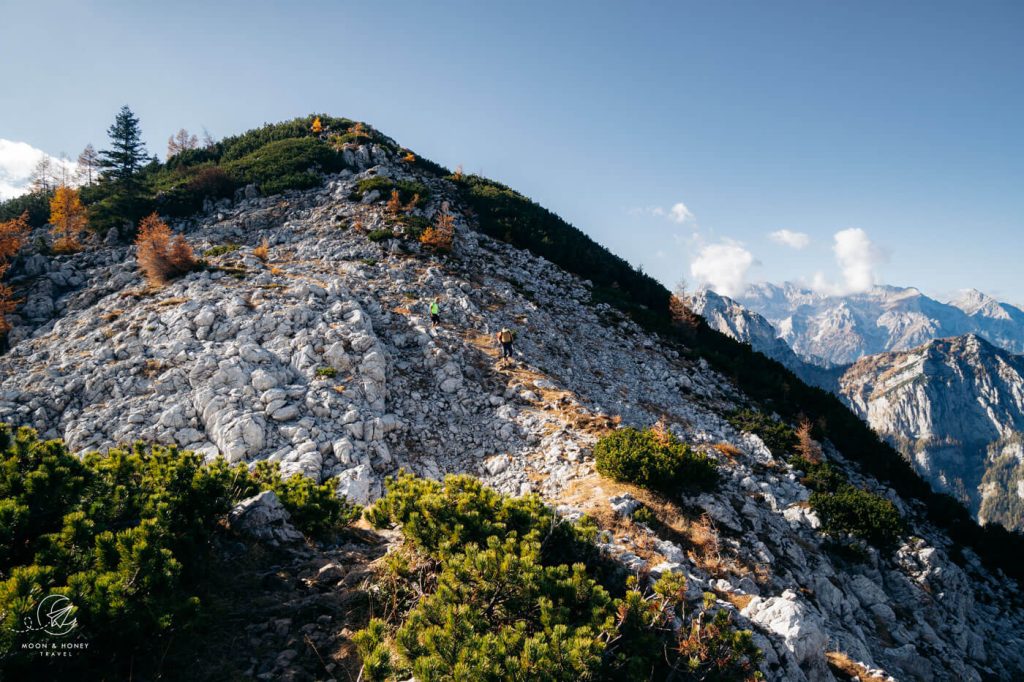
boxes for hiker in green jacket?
[430,298,440,326]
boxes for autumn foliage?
[311,117,323,134]
[386,189,402,214]
[49,186,88,253]
[420,208,455,252]
[0,212,30,334]
[134,213,196,287]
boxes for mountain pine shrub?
[0,423,359,673]
[810,486,904,548]
[795,455,904,548]
[359,473,761,681]
[727,409,798,459]
[594,426,719,495]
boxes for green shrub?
[0,423,358,674]
[350,177,429,204]
[153,165,237,217]
[632,506,657,527]
[366,228,395,243]
[810,486,904,548]
[727,409,797,458]
[793,458,847,494]
[245,460,360,537]
[395,214,430,239]
[790,448,903,549]
[203,243,241,258]
[678,593,764,681]
[221,137,348,196]
[315,366,337,378]
[359,474,761,681]
[593,427,718,495]
[0,189,53,227]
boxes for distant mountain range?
[736,282,1024,366]
[687,289,839,390]
[692,285,1024,530]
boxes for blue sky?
[1,0,1022,302]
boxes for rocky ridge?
[0,144,1022,680]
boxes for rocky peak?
[838,333,1024,525]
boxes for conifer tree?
[99,106,148,185]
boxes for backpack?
[499,329,513,343]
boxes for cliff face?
[838,334,1024,523]
[1,143,1023,680]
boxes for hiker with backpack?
[497,326,515,360]
[429,298,441,326]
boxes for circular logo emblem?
[36,594,77,636]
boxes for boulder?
[228,491,304,546]
[336,464,376,505]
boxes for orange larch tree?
[166,129,199,159]
[135,213,195,287]
[420,205,455,252]
[386,189,402,214]
[0,211,30,334]
[49,186,88,253]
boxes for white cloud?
[689,241,755,298]
[668,202,694,224]
[632,200,695,225]
[769,229,810,249]
[812,228,883,294]
[0,139,78,200]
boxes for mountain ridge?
[738,281,1024,366]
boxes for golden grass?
[723,592,754,611]
[713,442,742,458]
[142,359,165,378]
[253,238,270,262]
[561,476,755,578]
[825,651,888,680]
